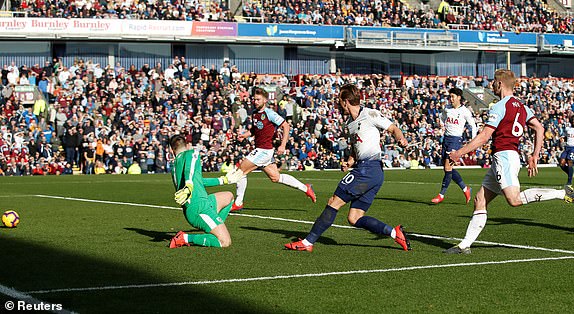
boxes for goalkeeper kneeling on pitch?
[169,134,244,248]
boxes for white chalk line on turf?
[34,195,574,255]
[34,194,179,210]
[0,283,76,313]
[25,255,574,294]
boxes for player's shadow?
[237,206,307,212]
[375,196,435,206]
[486,217,574,233]
[240,226,338,245]
[407,233,458,250]
[240,226,402,250]
[124,228,174,242]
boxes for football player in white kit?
[285,84,411,252]
[432,87,477,204]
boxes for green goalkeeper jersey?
[171,149,221,205]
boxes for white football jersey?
[566,126,574,147]
[440,104,477,138]
[346,107,392,161]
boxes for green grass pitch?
[1,168,573,313]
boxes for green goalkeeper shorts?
[183,194,224,233]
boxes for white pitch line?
[26,255,574,294]
[0,283,76,313]
[34,195,179,210]
[34,195,574,254]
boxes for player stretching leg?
[285,84,411,252]
[432,88,477,204]
[444,69,574,254]
[232,87,315,211]
[559,116,574,195]
[168,135,243,248]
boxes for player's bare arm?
[449,127,495,162]
[238,130,252,141]
[527,117,545,177]
[387,124,408,147]
[277,121,290,155]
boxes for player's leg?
[171,201,230,248]
[284,195,346,251]
[213,191,234,221]
[347,177,411,251]
[453,186,497,252]
[568,160,574,186]
[445,166,500,254]
[433,141,453,204]
[451,168,471,204]
[263,163,316,202]
[233,158,258,210]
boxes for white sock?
[302,239,313,246]
[235,176,247,206]
[183,234,190,243]
[390,228,397,239]
[520,188,565,204]
[279,174,307,192]
[463,186,468,192]
[459,209,487,249]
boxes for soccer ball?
[2,210,20,228]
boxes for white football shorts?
[482,150,521,194]
[246,148,275,167]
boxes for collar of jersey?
[350,106,364,122]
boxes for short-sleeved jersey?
[440,104,477,138]
[486,96,535,154]
[252,107,285,149]
[171,149,221,206]
[346,107,392,161]
[566,126,574,147]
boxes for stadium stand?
[0,56,572,176]
[3,0,572,33]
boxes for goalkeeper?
[168,134,244,248]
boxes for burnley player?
[432,87,477,204]
[231,87,316,211]
[285,83,411,252]
[559,117,574,189]
[444,69,573,254]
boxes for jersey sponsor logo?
[255,121,264,129]
[446,117,460,125]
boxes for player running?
[444,69,574,254]
[168,134,243,248]
[431,87,477,204]
[559,116,574,189]
[231,87,316,211]
[285,83,411,252]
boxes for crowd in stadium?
[0,56,572,176]
[8,0,573,34]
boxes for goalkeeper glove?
[223,168,244,185]
[174,181,193,205]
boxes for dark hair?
[339,84,360,106]
[169,134,186,150]
[253,87,269,99]
[449,87,464,100]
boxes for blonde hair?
[494,69,516,89]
